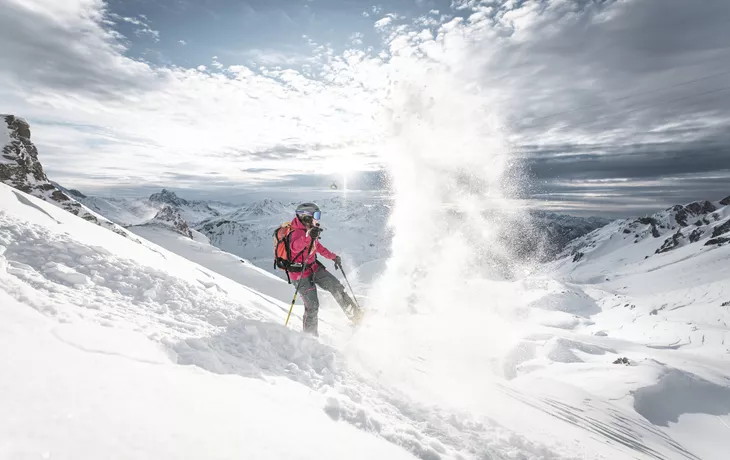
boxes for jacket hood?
[291,216,307,230]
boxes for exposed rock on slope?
[148,205,193,238]
[0,115,137,241]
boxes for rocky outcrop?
[0,115,137,241]
[150,205,193,238]
[720,196,730,206]
[1,115,54,195]
[689,228,705,243]
[671,201,716,227]
[634,216,661,237]
[656,230,684,254]
[711,220,730,238]
[705,237,730,247]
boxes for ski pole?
[338,264,362,312]
[285,239,316,327]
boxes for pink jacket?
[288,216,337,280]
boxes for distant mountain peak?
[149,189,189,207]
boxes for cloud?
[1,0,729,216]
[178,40,187,45]
[0,0,384,190]
[350,32,364,46]
[109,13,160,42]
[231,47,320,67]
[134,26,160,42]
[211,56,224,70]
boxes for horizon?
[59,180,730,221]
[2,0,729,217]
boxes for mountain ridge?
[0,115,139,242]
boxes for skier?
[287,202,362,336]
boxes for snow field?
[0,294,417,460]
[0,184,586,460]
[3,180,730,459]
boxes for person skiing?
[287,202,362,336]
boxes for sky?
[1,0,729,217]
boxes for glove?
[308,226,322,239]
[334,255,342,271]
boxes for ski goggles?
[298,210,321,220]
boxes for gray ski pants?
[299,265,355,336]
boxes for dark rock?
[721,301,730,307]
[656,230,684,254]
[711,220,730,238]
[637,217,658,226]
[689,228,704,243]
[623,228,631,234]
[720,195,730,206]
[651,225,660,238]
[684,200,716,216]
[613,357,630,365]
[650,309,658,315]
[573,251,584,263]
[705,237,730,247]
[1,115,48,193]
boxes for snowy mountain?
[558,196,730,265]
[0,115,137,241]
[530,211,611,259]
[54,182,160,226]
[149,188,221,224]
[50,181,607,279]
[142,205,194,238]
[196,195,393,275]
[2,180,729,459]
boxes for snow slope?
[0,183,585,460]
[0,295,417,460]
[3,180,728,459]
[525,197,730,459]
[0,183,447,459]
[127,224,294,305]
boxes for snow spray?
[342,24,535,408]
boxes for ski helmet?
[296,202,321,222]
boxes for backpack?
[272,222,308,283]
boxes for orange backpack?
[273,222,307,283]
